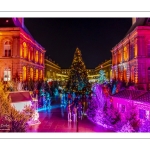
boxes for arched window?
[23,66,27,81]
[124,47,128,61]
[4,40,11,57]
[30,68,33,80]
[23,42,28,58]
[35,51,38,63]
[148,67,150,82]
[36,69,38,80]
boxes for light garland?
[20,32,45,52]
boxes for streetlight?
[76,107,79,132]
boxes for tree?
[66,47,91,94]
[0,82,34,132]
[120,121,135,132]
[123,103,140,132]
[98,70,107,84]
[103,103,121,127]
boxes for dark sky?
[24,18,132,69]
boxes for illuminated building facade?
[111,18,150,90]
[45,58,62,81]
[95,59,112,81]
[0,18,45,82]
[87,69,98,82]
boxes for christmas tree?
[98,70,107,84]
[66,48,91,94]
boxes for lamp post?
[76,107,78,132]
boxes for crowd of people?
[62,92,92,122]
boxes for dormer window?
[4,41,11,57]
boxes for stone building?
[111,18,150,90]
[44,58,62,81]
[0,18,45,82]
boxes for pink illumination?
[20,32,44,52]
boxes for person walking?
[68,92,72,104]
[67,104,72,122]
[73,105,77,122]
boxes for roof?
[0,18,33,38]
[125,18,149,36]
[112,89,150,104]
[112,89,146,100]
[0,18,44,49]
[8,91,33,103]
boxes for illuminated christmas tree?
[66,48,91,94]
[98,70,107,84]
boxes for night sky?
[24,18,132,69]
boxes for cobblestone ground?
[27,98,114,133]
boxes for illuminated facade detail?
[45,58,62,81]
[0,18,46,82]
[4,40,12,57]
[23,66,27,81]
[35,51,38,63]
[111,18,150,90]
[35,69,38,80]
[30,68,33,80]
[23,42,27,59]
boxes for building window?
[23,42,28,59]
[35,51,38,63]
[36,69,38,80]
[124,47,128,61]
[4,69,11,81]
[4,41,11,57]
[30,68,33,80]
[139,109,146,119]
[23,66,27,81]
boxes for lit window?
[4,69,11,81]
[23,42,28,58]
[23,66,27,81]
[4,41,11,57]
[36,69,38,80]
[36,51,38,63]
